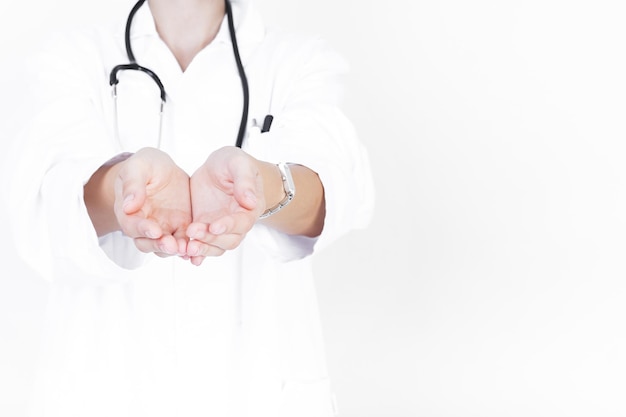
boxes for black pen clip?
[261,115,274,133]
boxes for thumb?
[232,164,261,211]
[117,161,149,215]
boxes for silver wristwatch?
[259,162,296,219]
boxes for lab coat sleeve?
[246,35,375,259]
[2,30,147,284]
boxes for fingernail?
[123,194,134,208]
[245,191,257,205]
[211,223,226,235]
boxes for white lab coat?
[2,1,374,416]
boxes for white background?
[2,0,626,416]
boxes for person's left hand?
[186,146,265,266]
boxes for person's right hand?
[113,147,192,257]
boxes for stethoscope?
[109,0,249,148]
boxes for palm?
[113,148,192,255]
[190,172,247,224]
[141,173,191,232]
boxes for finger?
[190,255,206,266]
[116,160,150,215]
[119,215,163,240]
[187,220,234,243]
[190,212,256,239]
[231,160,261,210]
[134,234,180,255]
[186,222,213,240]
[133,237,161,254]
[187,234,242,256]
[210,211,258,236]
[172,226,190,256]
[209,234,244,251]
[201,233,246,250]
[187,240,226,259]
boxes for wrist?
[84,153,132,236]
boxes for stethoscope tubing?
[109,0,249,148]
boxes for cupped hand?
[113,147,192,257]
[186,146,265,266]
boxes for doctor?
[3,0,374,416]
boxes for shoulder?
[25,20,124,91]
[269,27,347,67]
[241,4,348,72]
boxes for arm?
[185,38,375,264]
